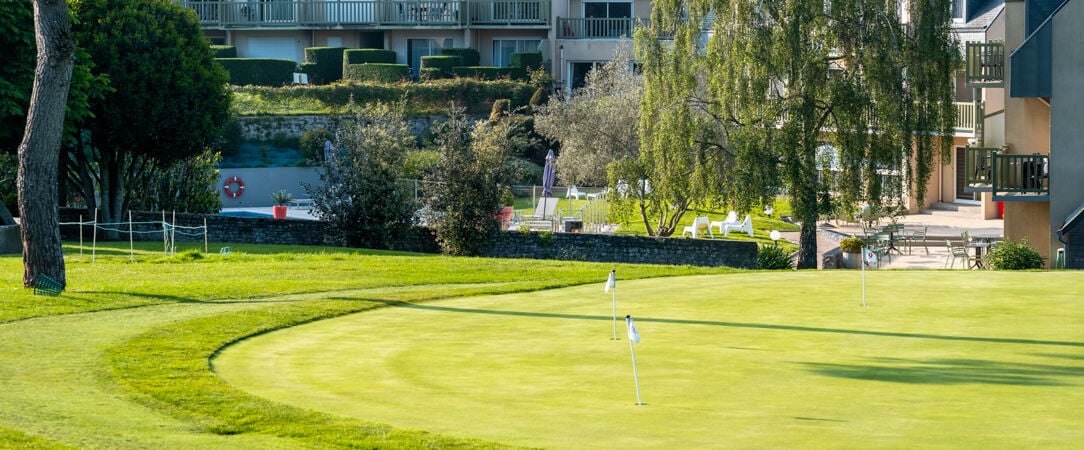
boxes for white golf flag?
[863,247,878,265]
[625,315,640,344]
[605,270,616,292]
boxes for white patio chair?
[566,186,587,200]
[682,216,713,238]
[723,215,754,237]
[710,211,740,234]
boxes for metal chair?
[945,240,972,269]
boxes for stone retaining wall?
[57,209,758,268]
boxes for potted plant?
[839,236,865,269]
[271,189,292,219]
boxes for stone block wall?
[57,209,758,268]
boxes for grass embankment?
[0,242,728,448]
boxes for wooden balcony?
[556,17,639,39]
[963,146,998,193]
[965,41,1004,88]
[954,101,978,134]
[181,0,549,29]
[992,153,1049,202]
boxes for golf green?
[215,272,1084,449]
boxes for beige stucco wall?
[1002,0,1052,265]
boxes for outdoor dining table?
[966,241,991,269]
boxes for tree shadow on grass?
[801,357,1084,386]
[368,300,1084,349]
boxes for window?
[584,0,632,37]
[408,37,453,73]
[951,0,964,21]
[493,39,542,67]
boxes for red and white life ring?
[223,176,245,198]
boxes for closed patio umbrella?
[542,149,555,198]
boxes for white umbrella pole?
[611,286,618,340]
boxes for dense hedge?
[211,45,237,58]
[343,48,396,65]
[420,55,462,78]
[304,47,345,84]
[511,52,542,70]
[216,58,297,86]
[440,48,480,66]
[343,63,411,83]
[232,78,539,114]
[452,66,527,81]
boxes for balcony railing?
[556,17,638,39]
[992,153,1049,202]
[965,41,1004,88]
[954,101,977,134]
[963,146,998,193]
[182,0,549,28]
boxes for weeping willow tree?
[637,0,958,267]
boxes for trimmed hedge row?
[232,78,538,114]
[343,63,411,83]
[215,58,296,86]
[511,52,542,70]
[420,55,462,78]
[303,47,345,84]
[211,45,237,58]
[344,48,396,64]
[440,48,480,66]
[451,66,527,81]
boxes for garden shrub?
[529,86,548,106]
[215,119,244,156]
[758,243,794,270]
[303,47,345,84]
[420,55,462,78]
[510,52,542,70]
[451,66,503,80]
[986,238,1045,270]
[839,236,864,253]
[419,67,442,81]
[440,48,480,66]
[300,128,334,162]
[215,58,296,86]
[343,63,411,83]
[343,48,396,65]
[403,149,440,180]
[499,66,528,80]
[210,45,236,58]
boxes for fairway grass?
[216,272,1084,449]
[1,243,1082,448]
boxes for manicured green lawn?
[1,242,1081,448]
[216,272,1084,449]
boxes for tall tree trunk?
[18,0,75,288]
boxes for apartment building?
[181,0,645,89]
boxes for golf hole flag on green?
[626,314,643,405]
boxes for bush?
[303,47,345,84]
[343,48,396,65]
[440,48,480,66]
[986,238,1045,270]
[215,119,244,156]
[215,58,296,86]
[420,55,462,78]
[451,66,504,80]
[419,67,442,81]
[510,52,542,70]
[299,128,334,162]
[210,45,236,58]
[839,236,864,253]
[758,243,794,270]
[403,149,440,180]
[343,63,411,83]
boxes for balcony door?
[408,38,454,74]
[493,39,542,67]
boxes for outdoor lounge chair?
[710,211,740,234]
[723,215,754,237]
[682,216,713,238]
[567,186,587,200]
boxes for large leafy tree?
[68,0,230,228]
[534,45,643,187]
[306,101,416,249]
[425,108,514,256]
[17,0,76,288]
[638,0,957,266]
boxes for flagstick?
[611,286,618,340]
[628,333,642,406]
[861,249,868,307]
